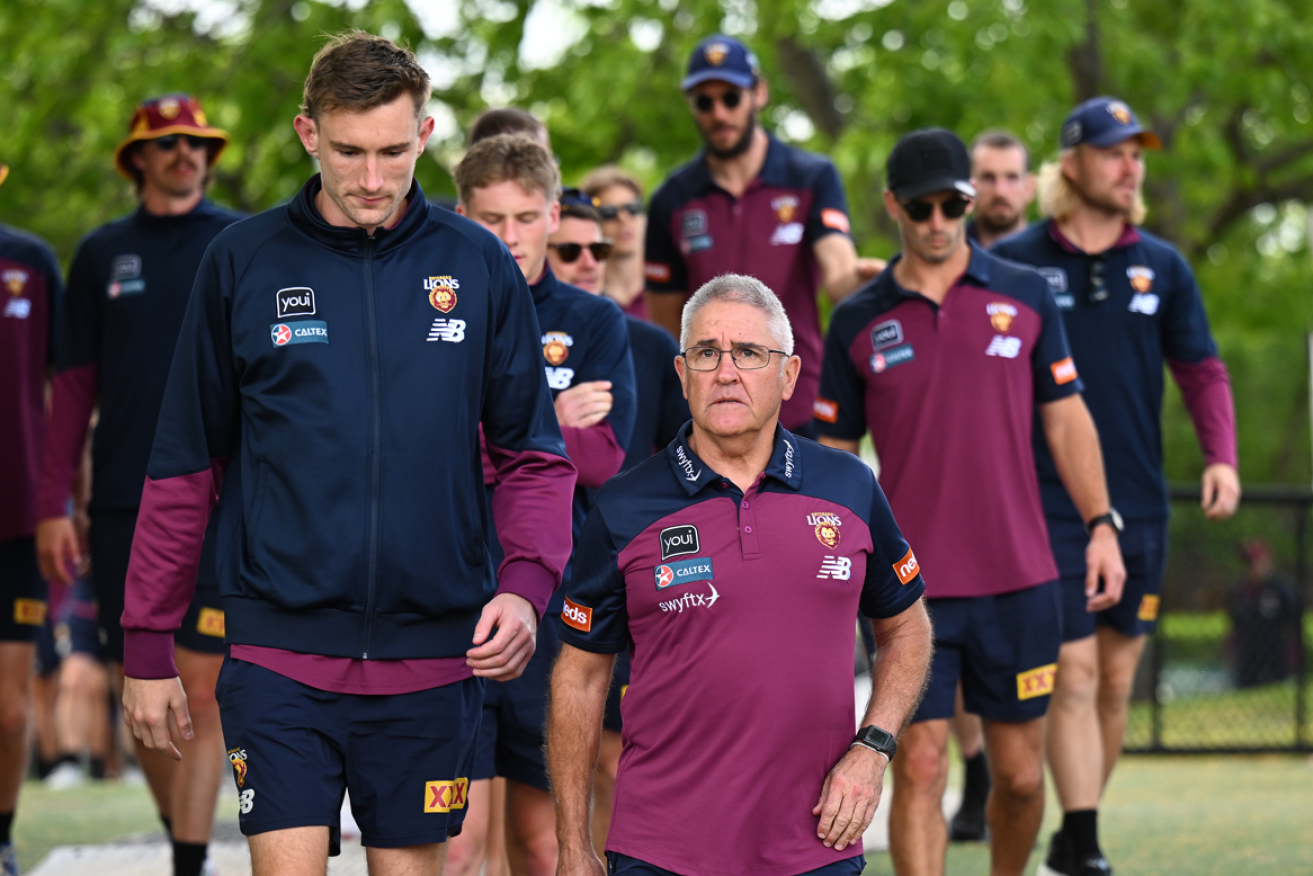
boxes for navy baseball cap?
[886,128,977,201]
[681,35,760,91]
[1061,97,1162,150]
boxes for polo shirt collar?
[877,242,993,300]
[666,421,803,495]
[1046,218,1141,255]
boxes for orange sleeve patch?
[893,548,920,585]
[813,397,839,424]
[1050,357,1078,385]
[821,208,851,234]
[644,262,672,283]
[561,596,594,633]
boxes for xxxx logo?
[1016,663,1057,701]
[425,778,469,813]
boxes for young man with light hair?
[580,166,649,319]
[994,97,1239,876]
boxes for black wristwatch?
[1085,507,1124,537]
[851,725,898,760]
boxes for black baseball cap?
[886,128,977,201]
[1060,97,1162,150]
[681,35,760,91]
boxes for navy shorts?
[913,581,1063,724]
[472,616,559,791]
[606,851,864,876]
[1048,518,1169,641]
[0,537,49,643]
[89,511,225,662]
[216,657,483,852]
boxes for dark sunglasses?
[691,90,744,113]
[1088,256,1109,304]
[548,241,613,263]
[598,200,645,220]
[900,195,971,222]
[152,134,212,151]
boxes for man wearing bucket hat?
[815,127,1124,876]
[994,97,1239,876]
[644,34,883,438]
[0,163,64,874]
[36,93,241,876]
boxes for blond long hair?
[1037,149,1146,225]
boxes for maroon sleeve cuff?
[485,444,578,596]
[560,420,625,489]
[37,365,98,520]
[122,629,179,679]
[494,559,558,619]
[1168,356,1238,468]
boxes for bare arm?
[818,434,861,455]
[813,597,932,851]
[1040,394,1126,611]
[814,235,885,304]
[549,643,616,876]
[646,291,686,341]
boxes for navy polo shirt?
[620,315,688,471]
[815,243,1081,598]
[993,220,1231,522]
[645,133,854,431]
[561,425,923,876]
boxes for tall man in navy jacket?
[455,134,636,876]
[120,33,577,876]
[994,98,1240,876]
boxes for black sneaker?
[1039,830,1114,876]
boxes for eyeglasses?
[152,134,211,152]
[598,200,644,220]
[899,196,971,223]
[691,90,744,113]
[681,344,788,371]
[548,241,613,263]
[1088,256,1108,303]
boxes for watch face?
[1110,508,1124,531]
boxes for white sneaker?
[43,761,84,790]
[200,857,219,876]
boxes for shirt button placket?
[739,495,760,560]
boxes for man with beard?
[968,131,1036,249]
[993,97,1239,876]
[644,34,881,436]
[36,95,239,876]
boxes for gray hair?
[679,273,794,356]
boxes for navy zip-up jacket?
[122,177,577,678]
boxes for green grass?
[15,777,166,871]
[1125,679,1313,749]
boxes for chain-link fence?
[1124,484,1311,753]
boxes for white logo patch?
[817,556,852,580]
[985,336,1023,358]
[4,298,31,319]
[1038,267,1068,293]
[427,318,466,343]
[239,788,255,814]
[770,222,804,246]
[1128,294,1160,315]
[545,367,575,390]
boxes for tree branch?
[774,36,844,143]
[1066,0,1103,101]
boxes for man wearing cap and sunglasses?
[645,34,883,438]
[0,162,64,874]
[581,167,650,320]
[36,94,241,876]
[546,189,614,297]
[993,98,1239,876]
[815,128,1125,876]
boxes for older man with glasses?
[993,98,1239,876]
[644,34,882,438]
[815,128,1125,876]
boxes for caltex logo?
[271,324,291,346]
[656,565,674,589]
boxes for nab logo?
[893,548,919,585]
[562,597,593,632]
[813,397,839,424]
[1016,663,1057,701]
[275,286,315,318]
[817,556,852,581]
[427,318,466,343]
[985,336,1022,359]
[659,525,700,561]
[424,778,469,813]
[1051,357,1079,385]
[271,324,292,346]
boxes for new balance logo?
[985,336,1022,358]
[817,556,852,580]
[427,319,466,343]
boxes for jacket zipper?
[361,236,381,658]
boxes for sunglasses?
[548,241,613,263]
[1088,256,1109,304]
[152,134,212,152]
[598,200,644,220]
[900,195,971,223]
[691,90,744,113]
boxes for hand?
[554,381,613,429]
[122,676,191,760]
[36,516,81,585]
[556,846,607,876]
[467,593,538,680]
[812,744,887,852]
[1201,463,1240,520]
[1084,525,1126,613]
[856,257,887,281]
